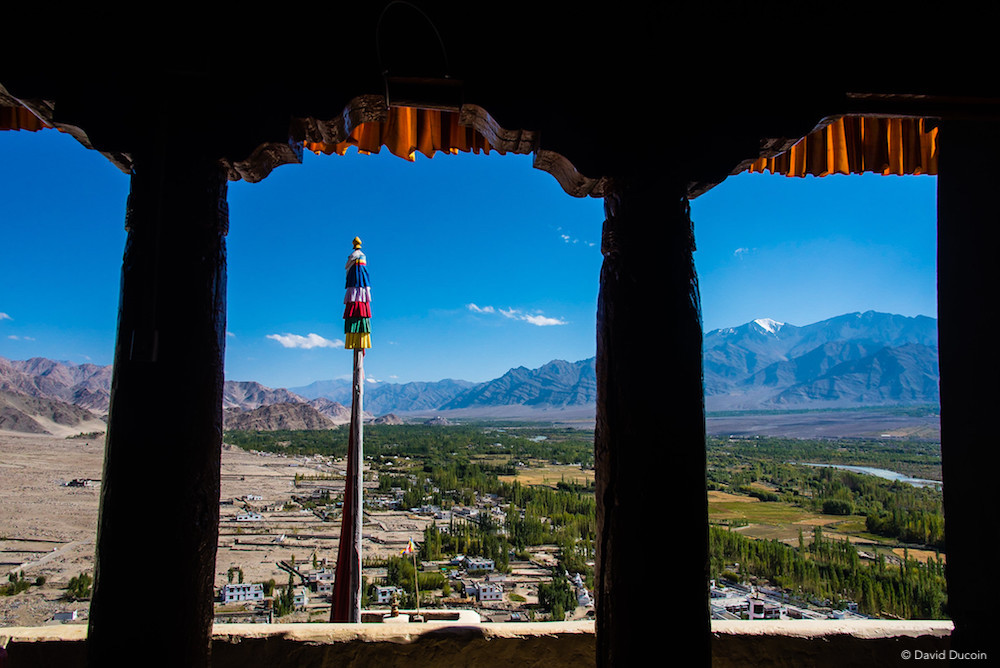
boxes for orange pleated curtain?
[746,116,938,178]
[304,106,495,161]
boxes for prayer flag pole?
[331,237,372,623]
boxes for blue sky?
[0,129,938,388]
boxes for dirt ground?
[0,432,433,627]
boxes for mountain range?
[0,311,940,433]
[702,311,938,410]
[288,358,596,414]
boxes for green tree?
[65,572,93,600]
[537,568,575,618]
[1,572,31,596]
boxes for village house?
[475,582,503,602]
[374,586,405,604]
[64,478,99,487]
[306,568,335,586]
[464,557,495,572]
[749,597,782,620]
[221,583,264,604]
[51,610,79,622]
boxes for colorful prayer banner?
[344,237,372,349]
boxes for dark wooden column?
[595,174,709,666]
[87,147,228,668]
[937,120,1000,658]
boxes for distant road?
[9,539,92,575]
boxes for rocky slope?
[223,402,341,431]
[0,356,112,414]
[0,389,106,435]
[222,381,309,410]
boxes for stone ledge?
[712,620,954,668]
[713,619,954,639]
[1,620,956,668]
[1,621,598,668]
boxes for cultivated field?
[497,463,594,488]
[708,486,933,568]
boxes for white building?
[464,557,494,572]
[475,582,503,602]
[375,586,406,604]
[748,597,781,620]
[235,512,262,522]
[307,568,335,584]
[222,583,264,603]
[293,587,309,608]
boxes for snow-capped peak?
[753,318,784,334]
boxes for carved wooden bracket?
[247,95,609,198]
[3,86,610,199]
[1,83,135,175]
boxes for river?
[794,462,942,488]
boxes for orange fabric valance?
[0,105,50,132]
[746,116,938,178]
[304,106,496,161]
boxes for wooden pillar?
[595,174,709,666]
[936,119,1000,657]
[349,349,364,618]
[87,146,228,668]
[331,349,365,621]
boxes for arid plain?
[0,431,432,627]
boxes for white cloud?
[734,247,753,258]
[467,303,495,313]
[522,314,567,326]
[226,331,236,338]
[470,305,567,327]
[266,333,342,349]
[557,229,596,247]
[7,335,35,341]
[0,312,11,321]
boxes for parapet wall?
[1,620,954,667]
